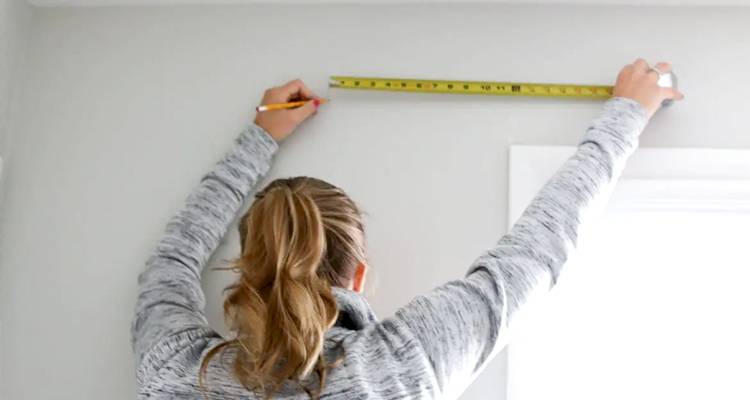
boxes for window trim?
[508,145,750,226]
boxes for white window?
[507,146,750,400]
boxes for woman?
[132,59,683,399]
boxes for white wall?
[26,0,750,7]
[0,0,32,198]
[0,0,33,391]
[1,4,749,400]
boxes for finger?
[661,87,685,101]
[278,79,315,101]
[645,62,672,83]
[289,99,318,124]
[653,62,672,73]
[615,63,632,83]
[633,58,649,72]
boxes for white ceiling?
[26,0,750,7]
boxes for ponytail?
[200,179,350,399]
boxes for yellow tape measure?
[329,76,613,99]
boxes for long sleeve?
[389,97,649,396]
[131,124,278,367]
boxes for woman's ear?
[351,262,368,293]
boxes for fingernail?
[312,99,320,109]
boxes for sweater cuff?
[604,96,649,131]
[242,123,279,155]
[580,97,649,157]
[222,123,279,193]
[233,123,279,172]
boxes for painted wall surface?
[25,0,750,8]
[0,2,33,392]
[0,0,32,197]
[1,4,749,399]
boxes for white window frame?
[505,145,750,399]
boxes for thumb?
[290,99,319,123]
[661,87,685,101]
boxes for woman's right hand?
[613,58,685,118]
[254,79,322,142]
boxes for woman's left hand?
[612,59,684,119]
[254,79,322,142]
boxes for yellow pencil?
[256,98,329,112]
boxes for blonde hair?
[200,177,366,399]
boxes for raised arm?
[386,60,684,395]
[131,80,322,367]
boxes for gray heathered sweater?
[131,97,648,399]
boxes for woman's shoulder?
[136,327,226,397]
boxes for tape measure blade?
[330,76,613,100]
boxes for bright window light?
[506,146,750,400]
